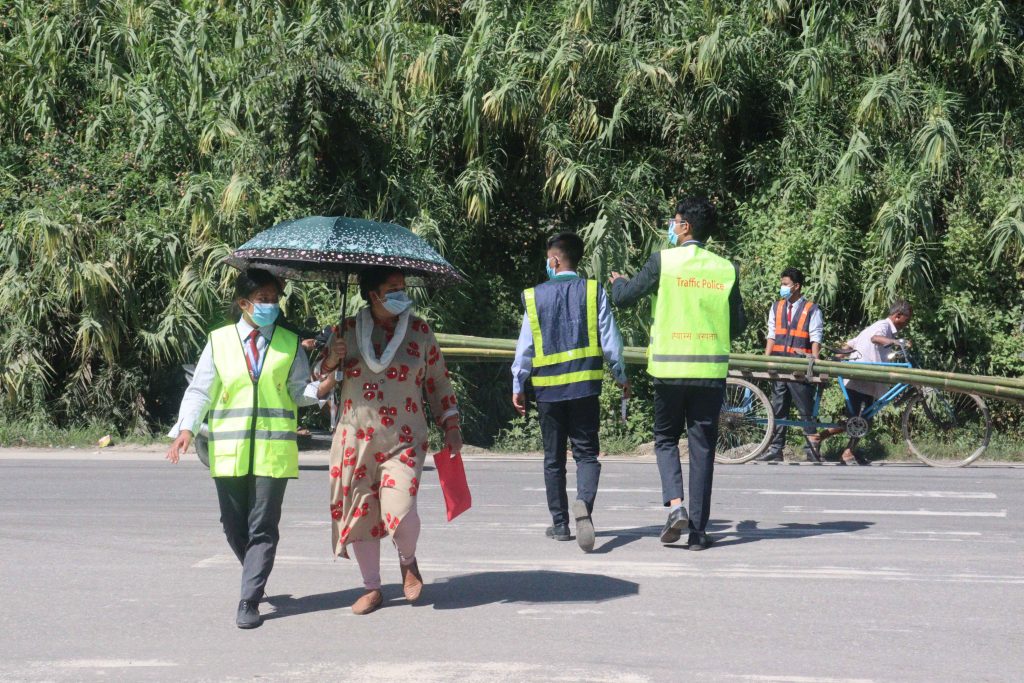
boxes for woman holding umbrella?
[165,267,346,629]
[225,216,465,615]
[325,265,463,614]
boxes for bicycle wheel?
[901,389,991,467]
[195,434,210,468]
[716,377,775,464]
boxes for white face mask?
[376,290,413,315]
[246,301,280,327]
[667,219,680,246]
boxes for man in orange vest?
[758,267,824,462]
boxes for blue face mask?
[545,257,557,279]
[667,220,679,247]
[247,302,280,327]
[379,290,414,316]
[779,285,792,300]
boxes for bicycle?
[715,342,992,467]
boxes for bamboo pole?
[735,358,1024,399]
[442,348,519,362]
[730,353,1024,390]
[436,334,1024,402]
[735,358,1024,402]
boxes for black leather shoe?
[685,531,713,551]
[659,506,688,544]
[572,500,595,552]
[756,452,784,462]
[545,523,571,541]
[236,600,262,629]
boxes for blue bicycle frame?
[769,359,915,432]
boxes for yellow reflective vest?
[208,324,300,478]
[648,244,735,379]
[522,277,604,401]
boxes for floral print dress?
[329,310,458,558]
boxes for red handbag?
[432,446,471,521]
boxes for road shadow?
[591,525,662,554]
[264,587,365,619]
[420,570,639,610]
[263,570,638,618]
[589,519,874,552]
[700,519,875,548]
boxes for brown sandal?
[351,589,383,615]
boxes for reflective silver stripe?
[208,430,298,442]
[650,354,730,363]
[209,408,296,420]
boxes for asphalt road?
[2,450,1023,682]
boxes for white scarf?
[355,306,411,374]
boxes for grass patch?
[491,414,643,455]
[813,430,1023,463]
[0,418,166,448]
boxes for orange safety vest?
[770,298,817,357]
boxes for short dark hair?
[780,267,805,286]
[674,197,717,240]
[359,266,404,302]
[889,299,912,317]
[546,232,584,268]
[234,268,284,300]
[231,268,284,321]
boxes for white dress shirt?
[511,272,627,394]
[843,318,899,398]
[168,319,322,438]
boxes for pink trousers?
[349,507,420,590]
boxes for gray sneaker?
[659,506,689,544]
[545,523,571,541]
[572,500,595,552]
[236,600,262,629]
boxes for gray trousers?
[653,382,724,533]
[767,380,817,458]
[214,474,288,602]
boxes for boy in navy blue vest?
[512,233,628,552]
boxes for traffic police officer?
[609,197,745,550]
[166,268,344,628]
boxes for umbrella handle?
[338,269,352,331]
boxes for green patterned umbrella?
[225,216,464,287]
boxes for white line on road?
[516,607,604,615]
[760,489,996,499]
[52,660,177,669]
[524,487,661,493]
[895,530,982,536]
[783,506,1007,517]
[723,676,875,683]
[526,487,998,500]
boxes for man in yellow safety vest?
[512,232,628,552]
[165,268,345,629]
[609,197,745,550]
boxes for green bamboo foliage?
[1,0,1023,440]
